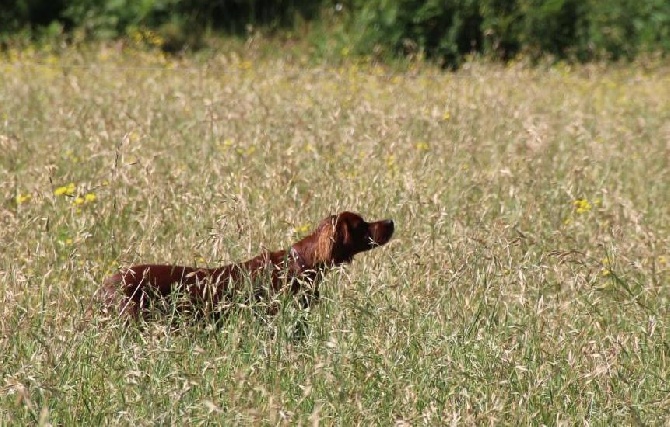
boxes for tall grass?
[1,48,669,424]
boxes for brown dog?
[99,211,394,322]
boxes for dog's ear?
[333,213,351,246]
[330,212,359,263]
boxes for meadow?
[1,46,669,424]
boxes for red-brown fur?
[99,211,394,322]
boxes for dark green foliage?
[351,0,669,65]
[352,0,483,68]
[480,0,585,60]
[61,0,175,38]
[1,0,669,63]
[0,0,66,36]
[584,0,670,60]
[1,0,322,41]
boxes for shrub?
[352,0,482,67]
[350,0,670,65]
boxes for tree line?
[2,0,669,66]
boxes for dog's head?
[315,211,394,264]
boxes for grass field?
[1,46,669,425]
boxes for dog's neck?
[290,231,340,270]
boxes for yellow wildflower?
[54,183,76,196]
[415,141,429,151]
[144,29,163,48]
[573,199,592,214]
[442,111,451,121]
[84,193,97,203]
[73,196,85,205]
[295,224,311,235]
[16,193,32,204]
[130,28,142,44]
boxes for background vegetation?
[2,0,670,66]
[1,44,669,423]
